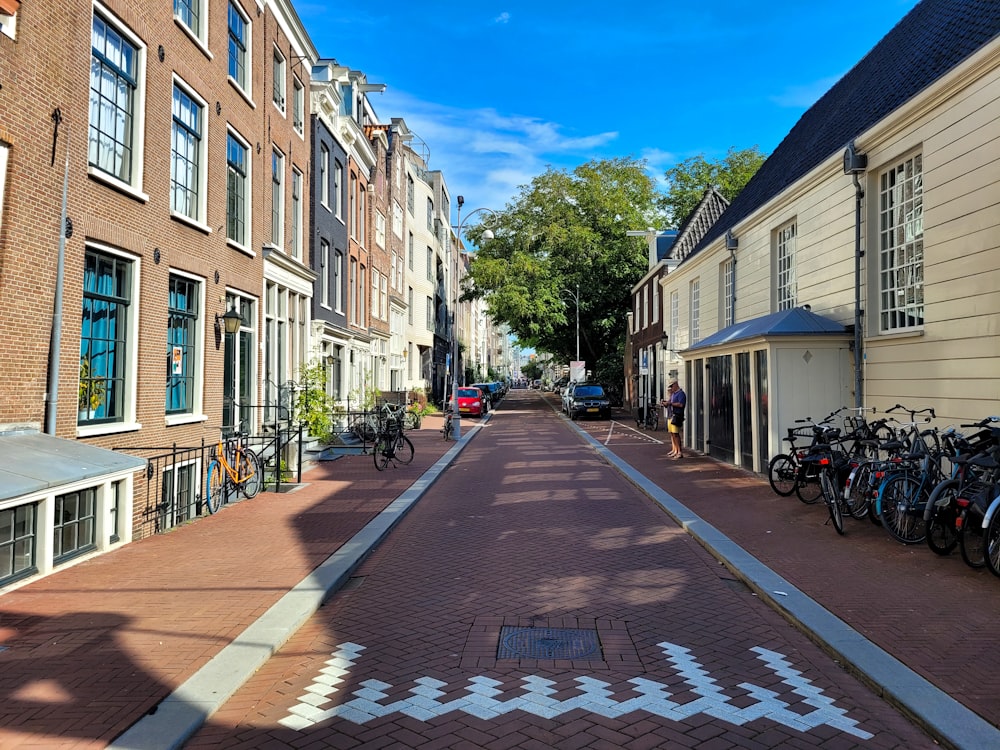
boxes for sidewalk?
[1,392,998,749]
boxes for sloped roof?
[687,0,1000,260]
[672,187,729,261]
[685,307,848,352]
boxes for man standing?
[661,379,686,459]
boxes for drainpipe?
[725,230,738,327]
[45,122,70,435]
[852,171,864,409]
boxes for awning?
[684,307,848,353]
[0,431,147,503]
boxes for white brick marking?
[279,640,873,739]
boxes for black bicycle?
[635,400,659,431]
[373,414,415,470]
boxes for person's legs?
[667,424,679,457]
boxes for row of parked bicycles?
[767,404,1000,574]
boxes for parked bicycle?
[441,411,454,441]
[373,409,415,470]
[205,429,263,513]
[635,400,659,431]
[767,410,845,504]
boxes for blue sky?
[296,1,922,222]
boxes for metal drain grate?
[497,627,602,660]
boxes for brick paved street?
[184,391,935,749]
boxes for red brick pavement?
[0,423,454,750]
[184,391,935,749]
[2,388,995,750]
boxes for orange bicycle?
[205,431,263,513]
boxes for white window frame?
[173,0,208,52]
[335,160,344,220]
[170,76,209,229]
[319,145,329,208]
[775,221,797,311]
[227,0,251,99]
[89,4,148,200]
[292,76,304,135]
[165,268,206,425]
[334,251,344,313]
[1,3,19,39]
[722,258,734,328]
[652,277,660,325]
[371,271,380,319]
[375,209,386,249]
[689,278,700,346]
[320,240,330,308]
[272,46,286,114]
[225,127,252,253]
[271,148,284,248]
[878,152,924,333]
[670,290,679,352]
[291,167,302,259]
[78,242,142,437]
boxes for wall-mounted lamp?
[216,305,244,336]
[843,140,868,174]
[402,347,408,359]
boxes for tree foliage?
[659,146,767,227]
[463,158,661,388]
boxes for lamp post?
[449,196,497,439]
[562,283,580,364]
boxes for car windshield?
[457,389,479,398]
[574,385,605,398]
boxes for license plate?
[587,407,599,413]
[459,407,471,413]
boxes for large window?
[174,0,201,39]
[226,131,249,247]
[291,168,302,259]
[670,290,679,351]
[170,81,205,222]
[80,247,133,425]
[166,274,199,415]
[375,210,386,249]
[227,1,249,92]
[334,251,344,312]
[89,9,143,186]
[319,145,329,207]
[334,160,344,219]
[320,240,330,307]
[689,278,700,346]
[292,77,304,134]
[160,462,198,529]
[272,47,286,113]
[776,221,796,311]
[879,153,924,332]
[722,258,734,328]
[53,488,97,563]
[271,149,284,247]
[0,504,36,584]
[406,174,414,214]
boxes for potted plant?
[78,357,106,420]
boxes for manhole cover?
[497,626,602,659]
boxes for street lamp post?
[562,283,580,363]
[449,196,497,439]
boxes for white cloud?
[372,90,620,212]
[494,12,511,24]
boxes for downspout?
[45,119,70,435]
[729,246,737,326]
[852,170,864,410]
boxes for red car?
[454,387,486,417]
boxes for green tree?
[660,146,767,227]
[521,359,543,381]
[463,157,661,389]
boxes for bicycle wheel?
[795,463,823,504]
[373,438,390,471]
[239,449,263,499]
[821,468,845,535]
[959,504,986,568]
[648,409,659,431]
[767,454,797,497]
[443,418,453,441]
[924,478,959,556]
[880,475,926,544]
[984,504,1000,577]
[844,463,873,519]
[394,434,415,465]
[205,460,225,514]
